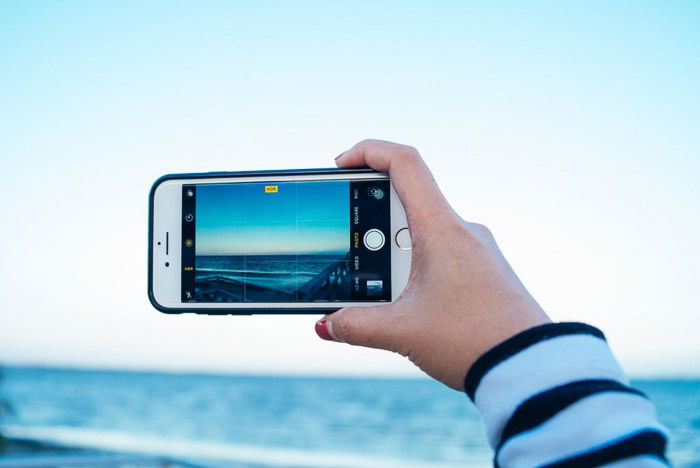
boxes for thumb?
[315,305,401,352]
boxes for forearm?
[465,322,669,467]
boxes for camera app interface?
[181,179,391,303]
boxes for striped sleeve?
[463,322,669,468]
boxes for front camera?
[165,262,170,267]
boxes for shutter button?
[363,229,385,251]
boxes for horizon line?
[2,362,699,381]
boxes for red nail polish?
[315,319,335,341]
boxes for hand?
[315,140,551,390]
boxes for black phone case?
[148,167,382,315]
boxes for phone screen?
[180,179,391,303]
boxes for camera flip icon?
[367,186,384,200]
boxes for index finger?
[336,139,451,235]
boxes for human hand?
[315,140,550,390]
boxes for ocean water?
[1,367,699,467]
[196,255,349,293]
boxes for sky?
[195,181,349,256]
[0,1,698,378]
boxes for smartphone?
[148,168,412,314]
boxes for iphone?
[148,168,412,314]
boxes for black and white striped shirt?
[464,322,669,467]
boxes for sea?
[196,255,349,293]
[1,367,699,467]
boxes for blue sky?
[0,1,698,377]
[195,181,349,255]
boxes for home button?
[395,227,412,250]
[363,229,385,251]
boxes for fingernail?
[315,319,337,341]
[335,151,345,161]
